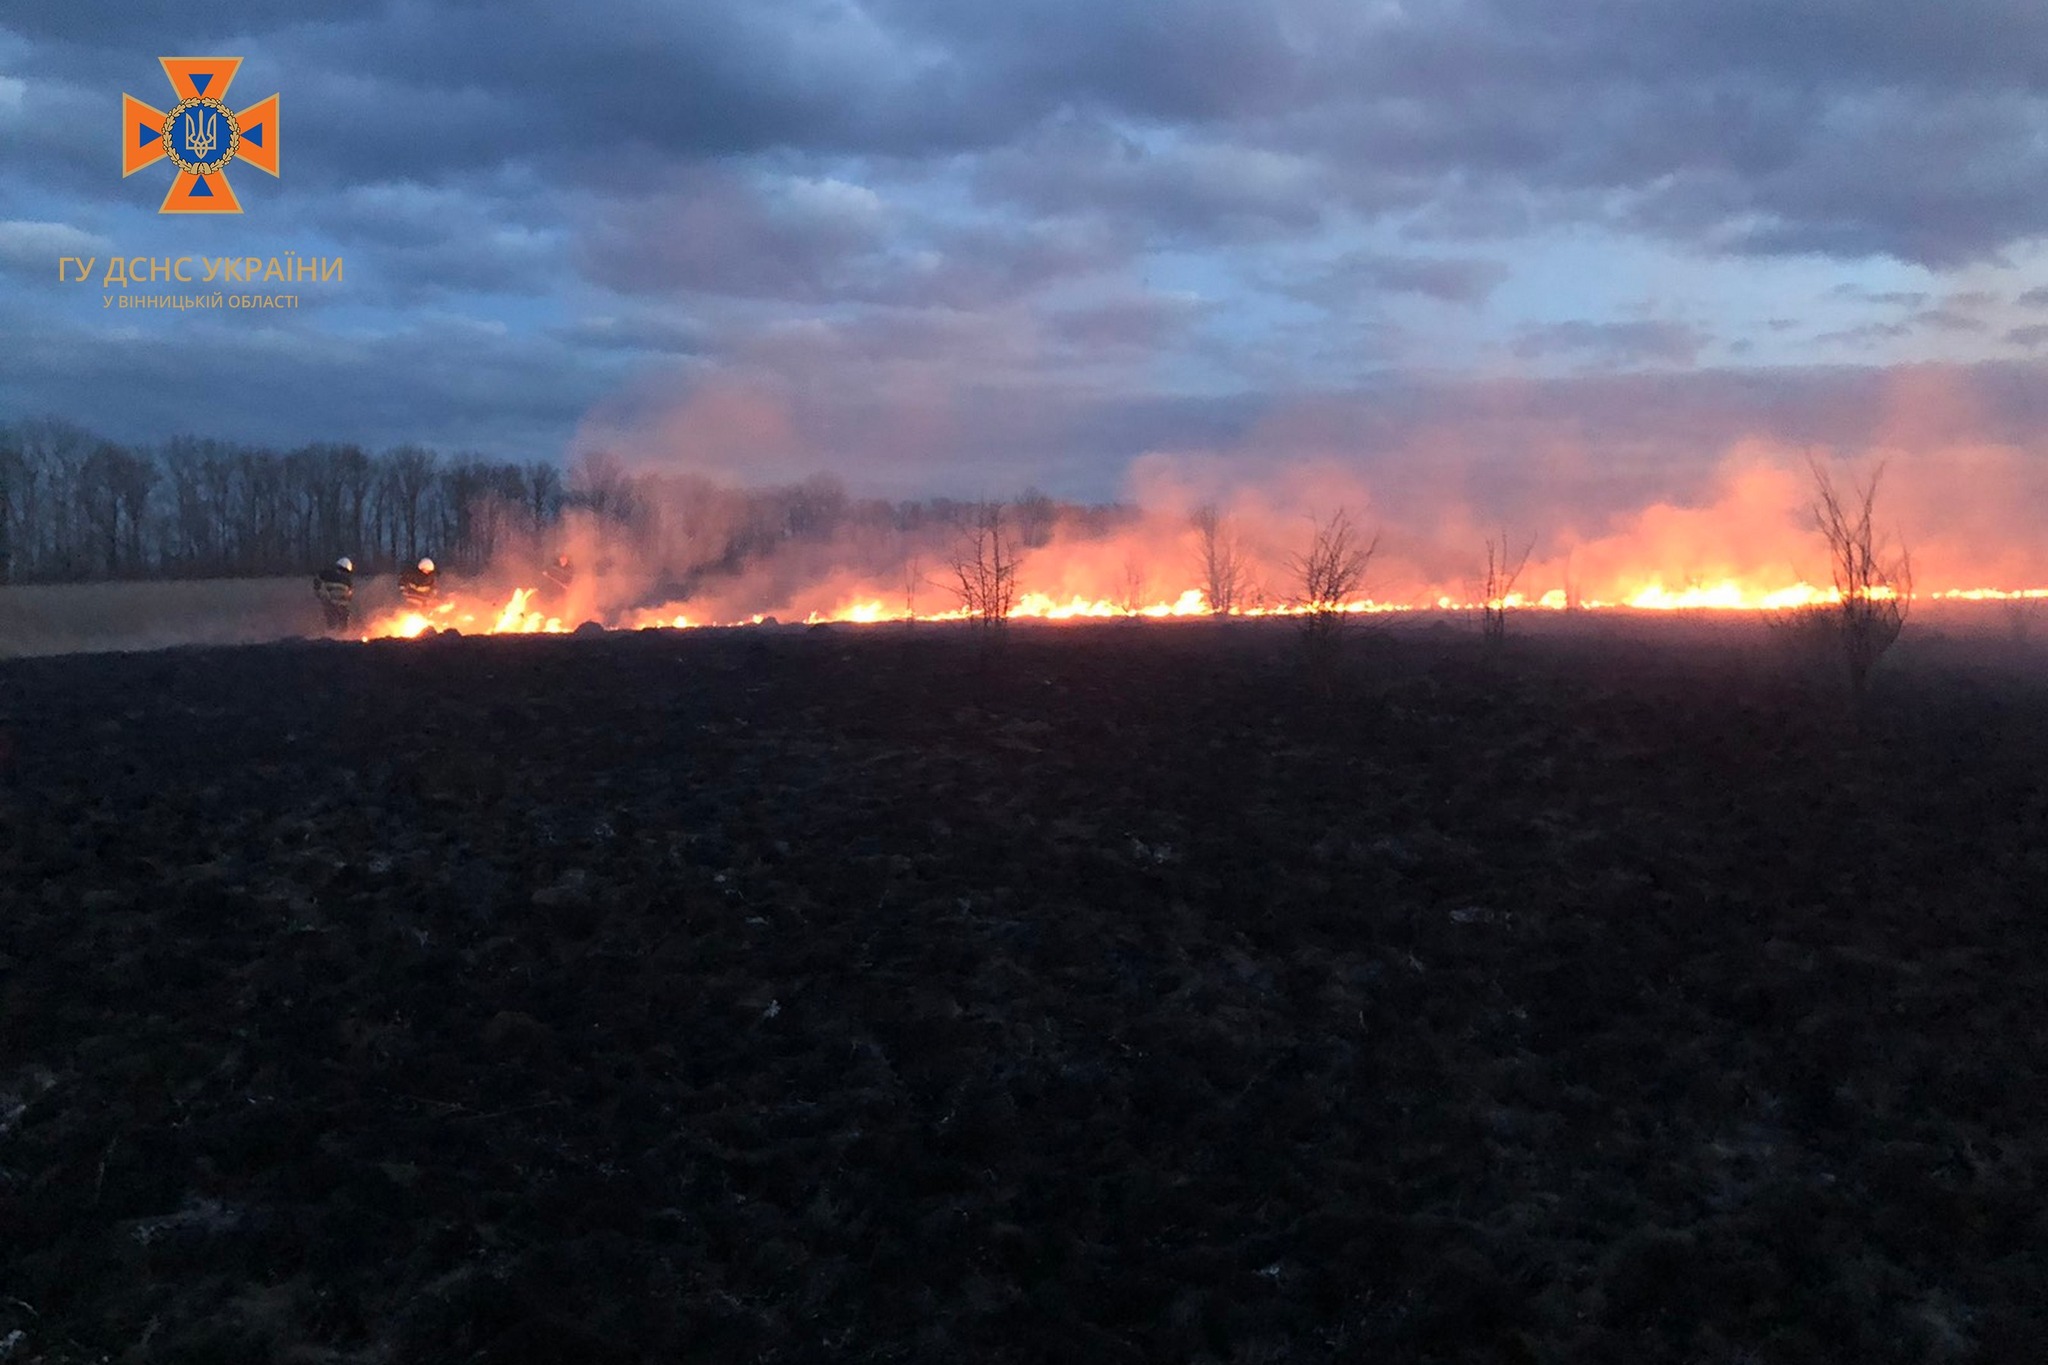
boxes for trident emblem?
[183,107,218,164]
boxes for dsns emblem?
[123,58,279,214]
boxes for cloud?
[1511,320,1706,367]
[1816,321,1916,348]
[0,298,625,459]
[1047,293,1209,351]
[977,117,1327,244]
[0,219,111,271]
[574,168,889,302]
[556,313,708,356]
[1910,307,1989,334]
[1289,252,1509,307]
[1830,286,1929,307]
[11,0,2048,497]
[12,1,2048,273]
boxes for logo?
[123,58,279,214]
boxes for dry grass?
[0,578,356,658]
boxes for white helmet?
[336,556,354,572]
[417,557,435,573]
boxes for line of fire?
[314,454,2045,647]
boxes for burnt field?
[2,622,2044,1363]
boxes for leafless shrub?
[1763,599,1840,654]
[1807,455,1913,702]
[2004,596,2043,644]
[1191,503,1249,615]
[948,501,1018,629]
[1289,508,1377,672]
[1481,532,1534,645]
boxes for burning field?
[2,618,2045,1363]
[328,442,2048,650]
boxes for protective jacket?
[398,563,439,605]
[314,565,354,628]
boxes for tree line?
[0,417,1106,587]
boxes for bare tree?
[902,553,922,621]
[949,500,1019,628]
[1808,454,1912,703]
[1289,508,1377,660]
[784,472,848,538]
[568,449,636,523]
[1191,502,1248,615]
[1014,486,1058,548]
[524,461,564,533]
[0,430,19,583]
[1118,551,1148,616]
[1481,532,1534,645]
[384,445,439,564]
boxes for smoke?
[533,354,2048,623]
[13,359,2048,656]
[517,422,2048,629]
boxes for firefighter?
[314,556,355,630]
[399,556,440,607]
[543,553,574,594]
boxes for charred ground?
[1,623,2044,1363]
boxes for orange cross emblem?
[122,58,280,214]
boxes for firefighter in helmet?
[399,556,440,608]
[542,552,574,611]
[314,556,355,630]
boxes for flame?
[358,577,2048,641]
[490,587,567,634]
[341,436,2048,642]
[360,588,565,640]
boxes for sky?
[6,0,2048,507]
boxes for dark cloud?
[1512,320,1706,367]
[1812,295,1994,347]
[1910,308,1989,335]
[1291,252,1508,307]
[575,169,885,302]
[575,168,1117,309]
[18,1,2048,261]
[1047,294,1210,351]
[872,0,1308,126]
[976,117,1326,245]
[0,0,380,40]
[556,313,708,356]
[1830,286,1929,307]
[0,298,622,459]
[9,0,2048,493]
[1815,321,1915,348]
